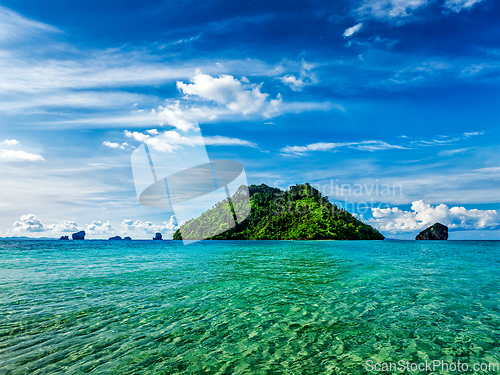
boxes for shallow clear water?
[0,240,499,374]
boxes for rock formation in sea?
[415,223,448,240]
[72,231,86,240]
[153,232,163,240]
[59,236,69,240]
[107,236,132,240]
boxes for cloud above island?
[369,200,500,233]
[7,214,182,239]
[12,214,79,233]
[121,216,180,234]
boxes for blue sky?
[0,0,498,239]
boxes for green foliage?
[173,183,384,241]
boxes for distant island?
[416,223,448,240]
[72,231,86,240]
[108,236,132,241]
[174,183,384,241]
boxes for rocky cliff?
[416,223,448,240]
[72,231,86,240]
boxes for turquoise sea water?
[0,240,499,374]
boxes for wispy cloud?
[353,0,431,24]
[123,129,258,152]
[280,140,408,156]
[203,135,258,148]
[463,131,484,137]
[474,166,500,173]
[413,131,483,146]
[278,60,318,92]
[352,0,486,26]
[343,23,363,38]
[0,5,61,44]
[281,130,486,157]
[444,0,485,13]
[0,149,44,161]
[438,147,470,156]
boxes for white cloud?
[203,135,258,148]
[125,129,258,152]
[56,221,80,233]
[125,130,183,152]
[13,214,45,232]
[0,13,328,130]
[158,100,215,131]
[343,23,363,38]
[176,71,283,118]
[0,91,149,114]
[444,0,484,12]
[281,140,407,156]
[177,71,266,113]
[354,0,430,23]
[0,5,61,43]
[412,130,483,146]
[474,166,500,173]
[103,140,124,149]
[353,0,484,25]
[438,148,470,156]
[463,131,483,137]
[3,139,19,145]
[12,214,80,233]
[125,130,151,143]
[86,220,114,235]
[280,75,305,91]
[0,149,44,161]
[460,63,499,77]
[369,200,500,233]
[146,129,159,135]
[121,216,180,234]
[279,60,318,92]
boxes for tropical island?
[174,183,384,240]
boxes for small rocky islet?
[416,222,449,240]
[108,236,132,241]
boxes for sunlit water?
[0,240,499,374]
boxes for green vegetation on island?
[173,183,384,240]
